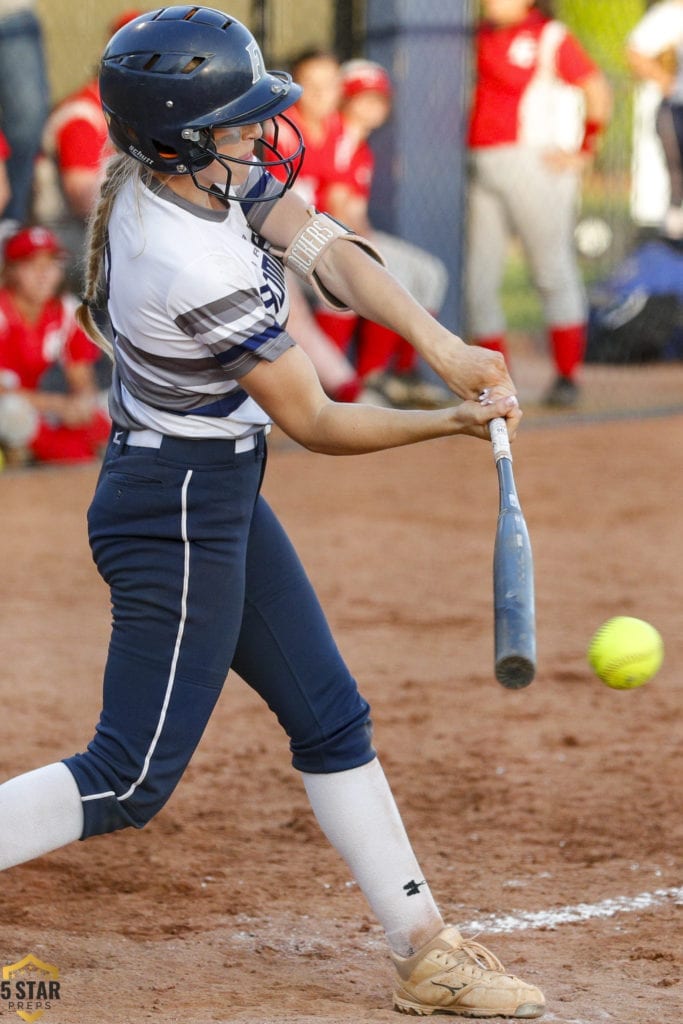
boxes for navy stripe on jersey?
[183,390,249,417]
[241,169,283,233]
[173,284,291,377]
[115,331,248,415]
[214,322,283,365]
[238,171,270,213]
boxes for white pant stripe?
[79,470,194,806]
[117,469,193,803]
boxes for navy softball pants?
[64,429,374,839]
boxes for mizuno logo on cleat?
[431,981,466,994]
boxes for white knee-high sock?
[302,758,444,956]
[0,763,84,870]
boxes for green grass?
[501,247,543,334]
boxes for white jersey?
[106,168,293,439]
[628,0,683,104]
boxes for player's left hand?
[431,334,516,404]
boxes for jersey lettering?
[286,219,337,276]
[259,251,286,316]
[508,33,538,69]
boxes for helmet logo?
[129,144,154,165]
[246,39,265,84]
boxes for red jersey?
[0,289,100,390]
[0,129,9,161]
[269,105,345,209]
[46,80,109,173]
[317,121,374,209]
[468,10,597,147]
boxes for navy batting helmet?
[99,6,304,198]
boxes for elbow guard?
[275,207,385,310]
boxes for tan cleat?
[392,926,545,1018]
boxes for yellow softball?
[587,616,663,690]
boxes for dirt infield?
[0,404,681,1024]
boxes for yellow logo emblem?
[1,954,60,1022]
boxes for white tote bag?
[518,20,586,153]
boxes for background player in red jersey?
[0,225,109,465]
[277,49,344,209]
[33,11,142,292]
[316,59,450,408]
[274,53,449,407]
[466,0,612,407]
[264,50,381,405]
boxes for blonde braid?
[75,154,141,358]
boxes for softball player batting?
[0,8,544,1018]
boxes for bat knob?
[495,655,535,689]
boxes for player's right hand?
[449,394,522,442]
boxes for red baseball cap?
[3,226,67,262]
[341,60,392,100]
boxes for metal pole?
[364,0,474,333]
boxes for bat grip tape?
[489,417,512,463]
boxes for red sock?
[314,309,358,352]
[357,320,404,377]
[394,312,440,374]
[474,335,509,360]
[394,337,417,374]
[332,378,363,403]
[550,323,585,379]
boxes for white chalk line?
[460,886,683,935]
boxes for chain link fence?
[31,0,683,416]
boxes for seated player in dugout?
[0,8,543,1020]
[271,51,450,408]
[0,226,110,466]
[259,49,379,406]
[315,58,451,409]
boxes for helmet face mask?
[178,113,304,200]
[100,6,304,203]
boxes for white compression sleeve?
[302,758,443,956]
[0,762,84,870]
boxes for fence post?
[364,0,474,334]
